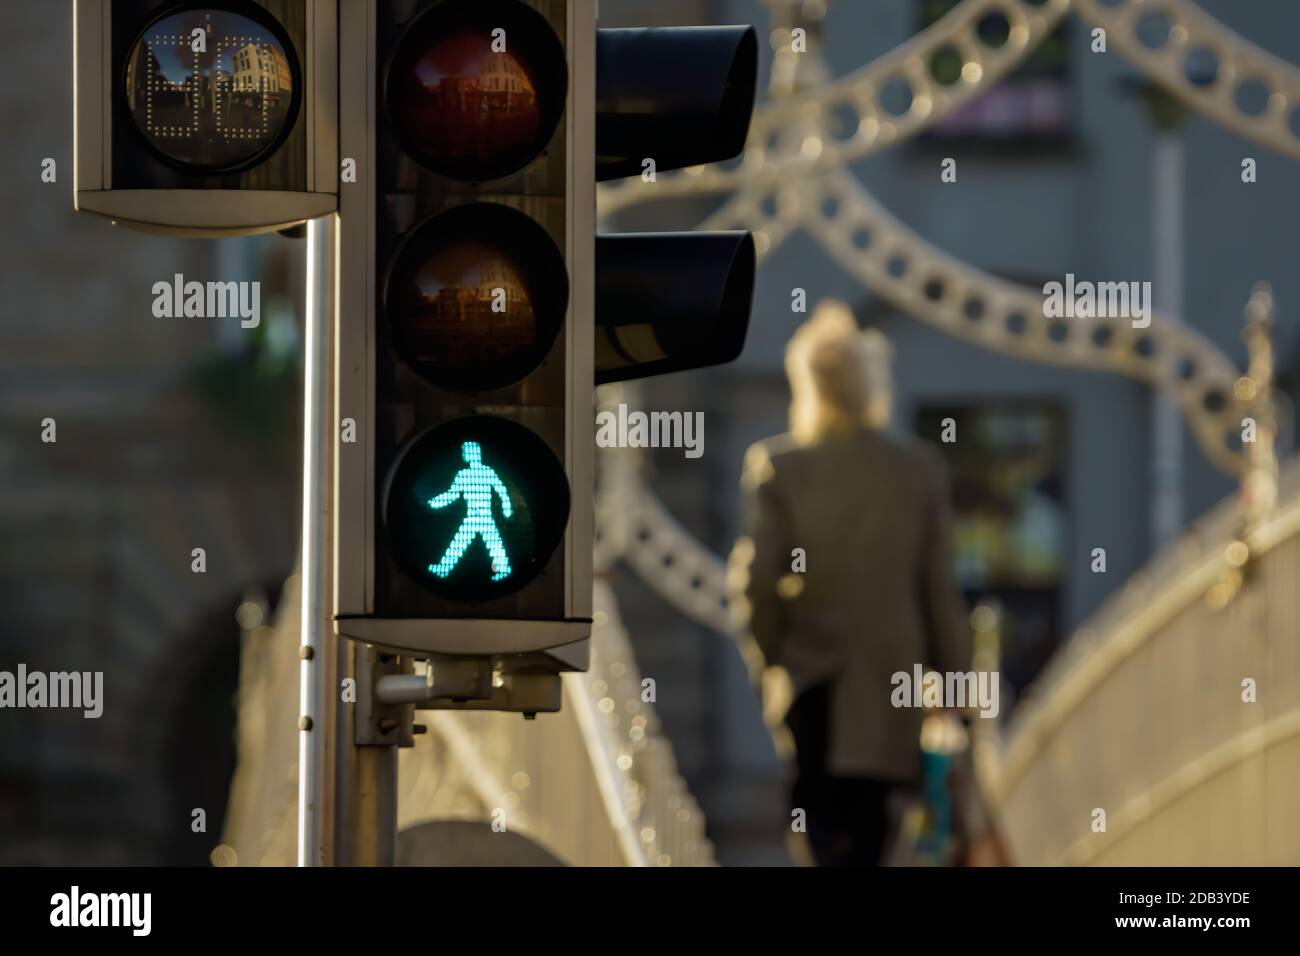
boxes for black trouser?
[785,683,894,867]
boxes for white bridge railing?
[978,456,1300,865]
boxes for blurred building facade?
[0,5,300,864]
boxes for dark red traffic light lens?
[386,0,567,182]
[384,203,568,393]
[122,6,300,172]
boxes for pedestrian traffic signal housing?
[333,3,759,668]
[73,0,337,236]
[334,0,594,662]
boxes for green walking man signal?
[427,441,514,583]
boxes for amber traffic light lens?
[123,7,299,172]
[384,204,568,393]
[386,0,567,182]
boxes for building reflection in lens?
[123,8,297,170]
[387,10,565,181]
[394,240,540,390]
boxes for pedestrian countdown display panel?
[122,5,301,173]
[382,416,570,603]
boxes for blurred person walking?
[730,300,972,867]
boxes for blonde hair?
[786,299,893,445]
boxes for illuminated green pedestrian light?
[427,441,514,582]
[382,416,570,603]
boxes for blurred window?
[918,0,1074,145]
[917,400,1068,691]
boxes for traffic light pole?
[338,664,400,867]
[298,213,340,866]
[301,1,756,869]
[298,211,400,868]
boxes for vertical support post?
[1241,284,1278,531]
[1151,132,1184,550]
[332,0,397,865]
[332,641,399,867]
[354,742,400,866]
[298,212,339,866]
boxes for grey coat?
[735,426,970,782]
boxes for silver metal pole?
[298,213,338,866]
[354,745,399,866]
[332,640,399,866]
